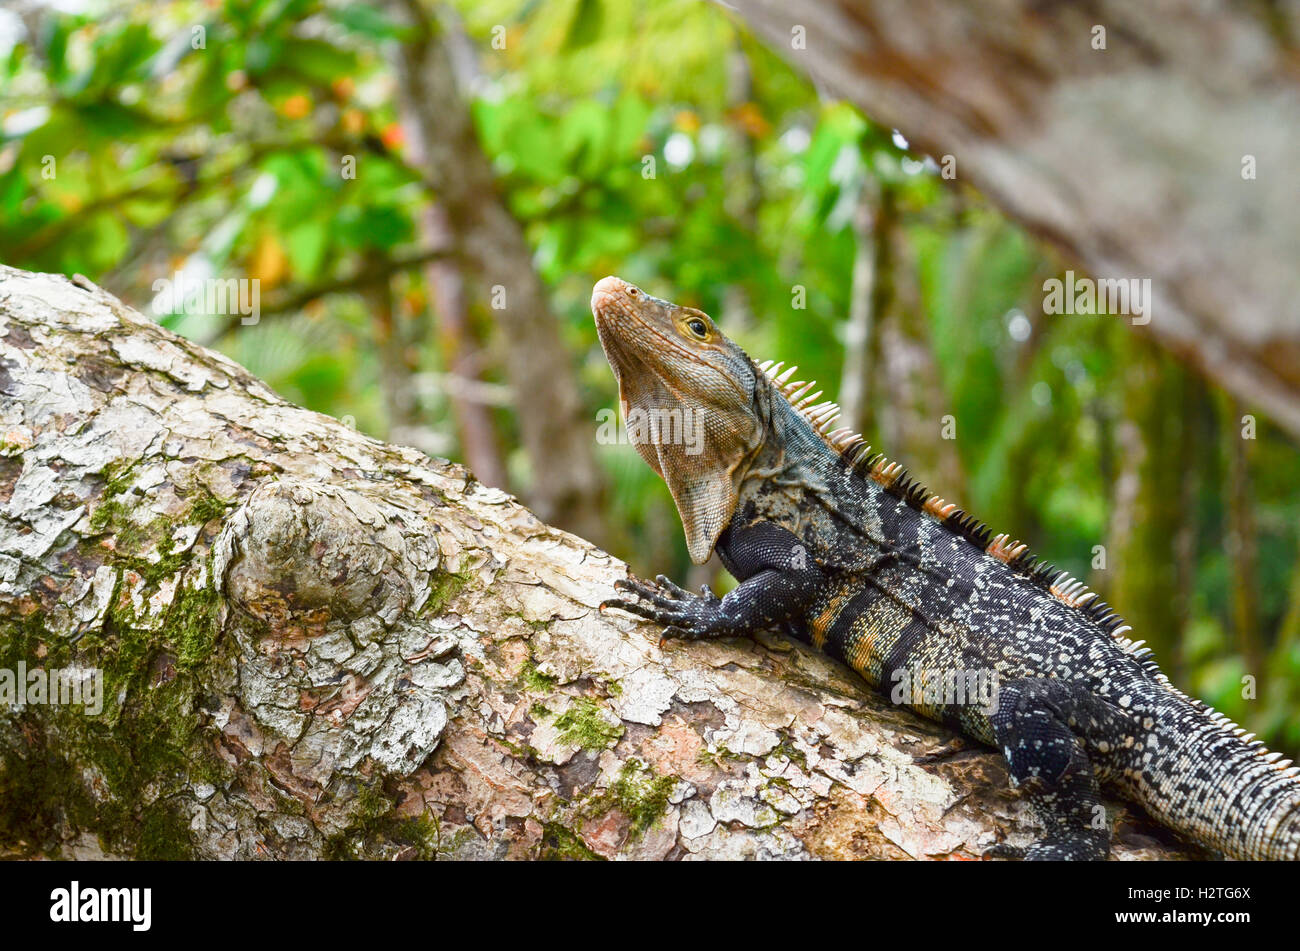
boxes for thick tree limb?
[726,0,1300,436]
[0,266,1195,859]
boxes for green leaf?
[279,38,357,85]
[562,0,603,51]
[286,352,350,409]
[330,6,413,40]
[285,218,329,280]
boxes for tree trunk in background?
[1103,341,1189,674]
[415,200,508,492]
[0,266,1197,860]
[721,42,760,334]
[837,179,877,436]
[362,261,420,452]
[726,0,1300,437]
[870,188,967,503]
[1170,372,1203,686]
[392,0,608,547]
[397,3,508,493]
[1226,398,1264,679]
[1266,559,1300,746]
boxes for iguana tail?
[1139,711,1300,860]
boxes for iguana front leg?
[600,522,829,641]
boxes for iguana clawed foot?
[981,842,1027,860]
[600,575,739,641]
[984,834,1108,860]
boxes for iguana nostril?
[591,276,632,315]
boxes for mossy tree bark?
[0,266,1197,860]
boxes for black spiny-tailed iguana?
[591,274,1300,860]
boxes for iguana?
[591,274,1300,860]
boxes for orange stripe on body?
[808,588,857,651]
[840,597,912,686]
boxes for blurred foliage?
[1,0,1297,752]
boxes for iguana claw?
[601,574,737,640]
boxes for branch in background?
[17,180,182,259]
[416,371,512,407]
[190,246,457,352]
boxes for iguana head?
[591,276,765,564]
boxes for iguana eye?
[687,318,708,338]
